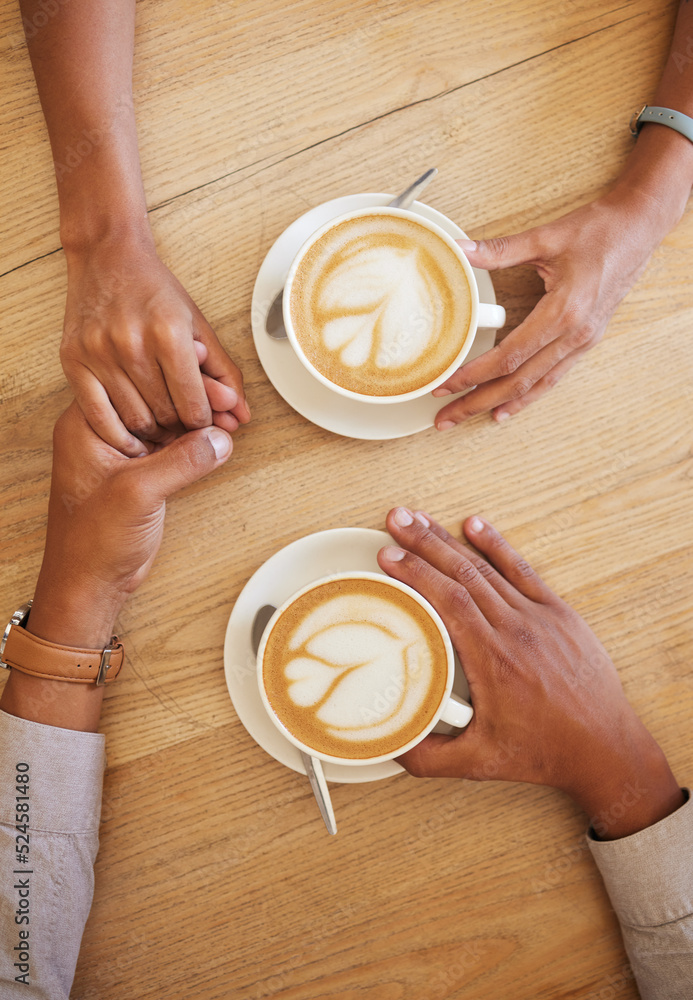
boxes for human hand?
[433,187,671,427]
[378,509,683,838]
[60,234,251,456]
[28,401,233,650]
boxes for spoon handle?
[387,167,438,210]
[300,751,337,835]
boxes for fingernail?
[381,545,406,562]
[469,516,484,534]
[457,240,477,253]
[495,411,510,422]
[207,428,231,460]
[225,387,239,409]
[414,512,430,527]
[437,420,455,431]
[393,507,414,527]
[432,388,452,397]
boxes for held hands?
[29,401,233,646]
[60,234,251,457]
[434,188,668,426]
[378,509,683,838]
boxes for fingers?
[202,372,239,414]
[457,229,539,272]
[94,368,175,443]
[383,507,511,625]
[433,288,595,426]
[417,512,527,609]
[463,516,552,604]
[433,285,564,393]
[156,334,214,430]
[377,535,490,653]
[132,426,233,504]
[397,732,477,779]
[492,349,583,420]
[69,371,148,457]
[196,321,251,424]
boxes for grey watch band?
[630,104,693,144]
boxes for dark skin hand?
[377,508,684,840]
[0,402,233,732]
[20,0,250,455]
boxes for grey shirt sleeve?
[0,708,106,999]
[588,789,693,1000]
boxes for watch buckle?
[630,104,647,137]
[0,602,33,670]
[96,636,120,685]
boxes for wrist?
[610,124,693,236]
[565,715,683,840]
[28,574,125,651]
[61,204,155,262]
[56,129,154,257]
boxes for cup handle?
[439,695,474,729]
[477,302,506,329]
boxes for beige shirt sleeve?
[588,789,693,1000]
[0,708,105,999]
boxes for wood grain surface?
[1,1,691,998]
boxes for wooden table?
[1,1,691,996]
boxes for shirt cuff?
[587,788,693,927]
[0,709,106,834]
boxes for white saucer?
[251,194,501,440]
[223,527,471,784]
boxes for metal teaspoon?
[251,603,337,836]
[265,167,438,339]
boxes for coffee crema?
[262,578,449,760]
[289,214,473,396]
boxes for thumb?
[136,426,232,502]
[397,731,477,779]
[457,230,538,271]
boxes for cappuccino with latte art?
[288,211,474,397]
[261,576,450,760]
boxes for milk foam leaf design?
[319,244,440,371]
[284,623,402,710]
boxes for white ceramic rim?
[282,206,481,404]
[256,570,456,766]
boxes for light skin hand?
[433,190,665,426]
[61,233,250,456]
[0,401,233,731]
[434,0,693,427]
[377,508,684,839]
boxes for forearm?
[20,0,152,251]
[610,1,693,230]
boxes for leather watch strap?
[2,624,124,684]
[630,104,693,144]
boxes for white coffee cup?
[256,571,474,767]
[282,207,505,404]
